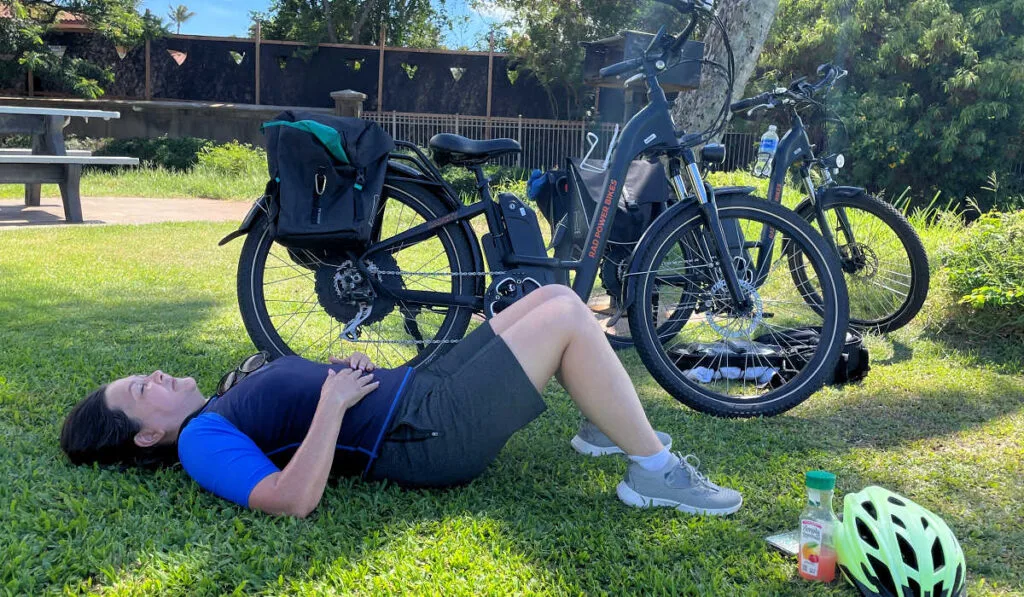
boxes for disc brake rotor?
[704,279,763,339]
[839,242,879,279]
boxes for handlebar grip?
[599,57,643,78]
[730,93,770,113]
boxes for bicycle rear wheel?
[237,181,476,368]
[627,195,849,417]
[789,192,929,333]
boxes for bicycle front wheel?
[237,181,477,369]
[790,192,929,333]
[627,195,849,417]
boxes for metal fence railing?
[364,110,762,174]
[364,111,619,171]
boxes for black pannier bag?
[262,111,395,249]
[668,327,870,388]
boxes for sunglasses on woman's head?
[217,351,269,396]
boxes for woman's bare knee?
[544,294,591,330]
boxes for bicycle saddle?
[429,133,521,166]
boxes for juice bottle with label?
[798,470,839,582]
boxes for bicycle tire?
[790,192,929,333]
[627,195,849,418]
[237,180,477,369]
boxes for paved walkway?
[0,196,251,228]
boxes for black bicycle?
[731,65,929,333]
[226,0,850,417]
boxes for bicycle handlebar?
[599,57,645,79]
[730,92,771,113]
[731,64,847,115]
[599,0,705,80]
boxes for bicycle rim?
[238,183,474,369]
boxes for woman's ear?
[134,428,165,448]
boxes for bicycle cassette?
[485,274,543,318]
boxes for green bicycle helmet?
[835,486,966,597]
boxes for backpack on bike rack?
[668,327,870,388]
[262,111,395,249]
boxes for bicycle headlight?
[835,153,845,168]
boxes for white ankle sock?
[629,449,677,472]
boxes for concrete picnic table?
[0,106,139,222]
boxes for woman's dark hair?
[60,386,178,468]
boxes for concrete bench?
[1,105,129,223]
[0,155,140,222]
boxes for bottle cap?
[806,470,836,491]
[768,125,777,131]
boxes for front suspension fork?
[670,159,751,310]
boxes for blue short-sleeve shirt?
[177,357,413,507]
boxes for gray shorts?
[367,322,547,487]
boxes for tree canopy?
[754,0,1024,204]
[487,0,695,119]
[166,4,194,35]
[251,0,450,48]
[1,0,161,98]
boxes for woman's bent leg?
[491,286,663,458]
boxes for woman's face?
[105,371,207,445]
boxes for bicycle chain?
[371,269,504,278]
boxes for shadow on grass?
[872,338,914,366]
[794,375,1023,452]
[924,320,1024,375]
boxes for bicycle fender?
[824,185,865,199]
[218,194,272,246]
[619,185,756,311]
[794,186,868,218]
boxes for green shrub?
[940,210,1024,337]
[196,141,267,176]
[95,136,213,171]
[442,165,529,203]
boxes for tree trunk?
[351,0,379,44]
[323,0,338,44]
[672,0,780,143]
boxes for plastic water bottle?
[753,125,779,177]
[798,470,839,582]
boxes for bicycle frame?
[361,19,753,313]
[754,108,862,271]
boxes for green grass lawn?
[0,167,265,202]
[1,216,1022,594]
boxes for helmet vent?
[931,537,945,569]
[863,501,878,519]
[857,518,879,549]
[887,496,906,507]
[920,517,930,530]
[897,535,918,571]
[953,563,963,592]
[934,580,945,597]
[892,515,906,529]
[867,553,899,597]
[907,578,921,597]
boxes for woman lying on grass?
[60,285,741,518]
